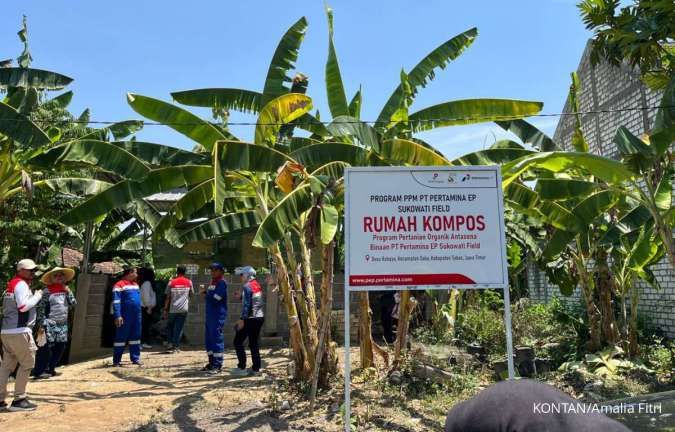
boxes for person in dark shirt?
[444,379,631,432]
[230,266,265,377]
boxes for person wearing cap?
[0,259,43,411]
[163,266,194,353]
[111,266,143,367]
[201,263,228,374]
[32,267,77,379]
[230,266,265,377]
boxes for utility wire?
[2,105,669,127]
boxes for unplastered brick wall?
[530,40,675,338]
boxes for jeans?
[32,341,66,376]
[233,317,264,371]
[167,313,187,348]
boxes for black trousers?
[233,317,264,371]
[33,341,66,376]
[141,307,153,344]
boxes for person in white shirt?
[138,267,157,349]
[0,259,43,412]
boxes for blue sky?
[1,0,591,159]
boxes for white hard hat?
[234,266,256,278]
[16,259,37,271]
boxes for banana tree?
[59,7,546,382]
[610,225,664,356]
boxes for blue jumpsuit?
[205,277,228,369]
[112,280,142,364]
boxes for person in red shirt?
[0,259,42,412]
[162,266,194,353]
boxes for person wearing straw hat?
[0,259,42,412]
[32,267,76,379]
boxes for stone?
[280,400,291,411]
[447,352,475,367]
[534,358,552,374]
[493,360,509,380]
[466,343,485,357]
[412,363,459,384]
[389,370,403,386]
[583,380,604,394]
[287,361,296,379]
[518,359,536,377]
[515,346,535,364]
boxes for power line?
[2,105,669,127]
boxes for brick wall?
[530,41,675,338]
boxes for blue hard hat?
[209,262,225,271]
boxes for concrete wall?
[70,273,110,362]
[69,270,367,361]
[528,41,675,337]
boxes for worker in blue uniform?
[201,262,228,374]
[112,266,142,367]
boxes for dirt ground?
[0,346,446,432]
[0,347,299,432]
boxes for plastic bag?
[36,329,47,347]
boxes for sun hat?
[40,267,76,285]
[16,259,37,271]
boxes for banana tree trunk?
[629,285,640,357]
[358,292,374,369]
[283,238,316,369]
[309,241,335,411]
[595,251,619,345]
[270,244,311,379]
[393,290,415,368]
[577,263,602,352]
[298,234,319,346]
[448,289,461,335]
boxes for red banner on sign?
[349,273,476,286]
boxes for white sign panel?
[345,166,508,290]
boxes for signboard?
[345,166,508,289]
[342,166,515,432]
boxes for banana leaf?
[409,99,543,132]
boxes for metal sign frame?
[343,166,515,432]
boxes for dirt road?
[0,347,292,432]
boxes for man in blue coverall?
[201,262,228,375]
[112,266,142,367]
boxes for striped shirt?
[166,276,193,313]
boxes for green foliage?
[559,345,654,378]
[578,0,675,90]
[455,291,506,354]
[0,187,80,286]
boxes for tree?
[59,7,544,389]
[578,0,675,90]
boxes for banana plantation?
[0,2,673,431]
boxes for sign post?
[343,166,514,431]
